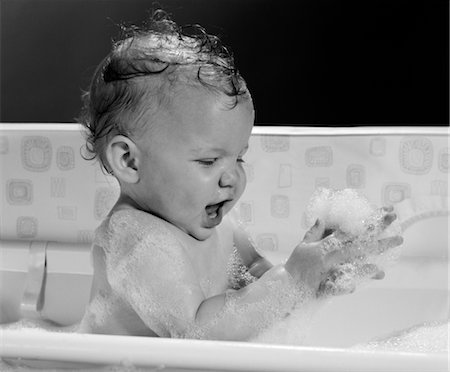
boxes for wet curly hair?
[78,10,249,173]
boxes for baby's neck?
[109,193,142,214]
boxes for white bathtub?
[0,124,448,371]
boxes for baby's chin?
[185,217,228,241]
[184,225,216,241]
[172,203,236,241]
[170,219,217,241]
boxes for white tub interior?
[0,124,448,371]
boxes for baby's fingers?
[366,209,396,234]
[318,279,355,297]
[357,263,385,280]
[380,211,397,229]
[303,219,327,243]
[370,235,404,255]
[317,266,356,297]
[318,262,385,297]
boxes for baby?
[78,11,402,341]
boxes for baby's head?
[80,11,254,240]
[80,10,251,171]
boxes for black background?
[1,0,448,125]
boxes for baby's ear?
[106,135,140,183]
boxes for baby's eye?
[237,156,245,163]
[197,158,218,167]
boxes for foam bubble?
[252,299,324,345]
[306,188,375,237]
[353,320,449,353]
[1,318,77,333]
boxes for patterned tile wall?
[0,125,448,261]
[1,126,120,244]
[239,132,448,261]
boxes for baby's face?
[134,88,254,240]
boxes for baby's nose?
[219,168,238,188]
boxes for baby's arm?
[192,264,295,340]
[118,240,295,341]
[194,207,403,339]
[186,220,297,340]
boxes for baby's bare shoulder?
[107,209,183,257]
[110,209,171,233]
[105,209,198,288]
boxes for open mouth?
[204,200,231,227]
[205,201,225,219]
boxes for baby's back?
[78,242,159,336]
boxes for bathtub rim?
[1,329,448,372]
[0,122,448,137]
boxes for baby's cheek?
[173,190,200,219]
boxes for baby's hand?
[318,206,403,296]
[285,207,403,296]
[285,219,347,293]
